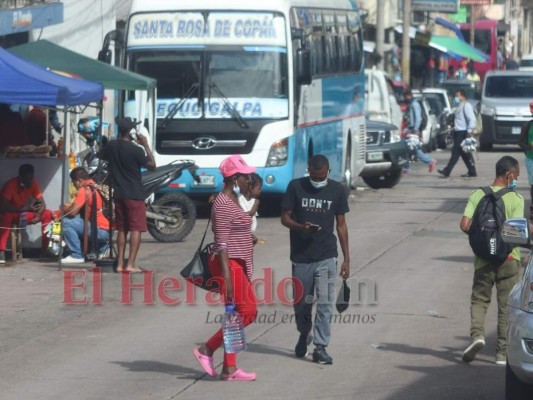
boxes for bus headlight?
[266,138,288,167]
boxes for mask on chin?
[233,182,241,196]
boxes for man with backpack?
[402,89,436,174]
[438,89,477,178]
[460,156,523,365]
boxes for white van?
[365,68,403,129]
[479,70,533,150]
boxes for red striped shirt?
[211,192,254,279]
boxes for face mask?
[233,182,241,196]
[507,174,518,190]
[453,96,460,105]
[310,177,328,189]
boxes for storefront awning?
[429,35,490,62]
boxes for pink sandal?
[220,368,256,381]
[193,348,217,376]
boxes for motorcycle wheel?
[147,192,196,242]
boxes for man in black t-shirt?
[281,155,350,365]
[100,117,156,273]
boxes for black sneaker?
[295,333,313,358]
[437,168,449,178]
[312,345,333,364]
[0,251,5,264]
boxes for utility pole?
[402,0,411,85]
[376,0,385,70]
[470,5,476,47]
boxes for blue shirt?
[454,101,476,132]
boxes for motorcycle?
[141,161,199,242]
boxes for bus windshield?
[127,11,288,120]
[129,48,288,120]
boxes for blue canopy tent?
[0,46,103,106]
[0,46,104,263]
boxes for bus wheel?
[480,140,493,151]
[147,192,196,242]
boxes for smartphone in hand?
[308,223,321,233]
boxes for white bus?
[114,0,366,197]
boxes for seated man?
[60,167,110,264]
[0,163,53,263]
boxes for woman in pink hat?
[193,154,258,381]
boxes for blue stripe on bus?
[127,45,205,50]
[243,46,287,53]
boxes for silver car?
[503,218,533,399]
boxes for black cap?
[118,117,141,134]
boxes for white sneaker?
[61,255,85,264]
[462,337,485,363]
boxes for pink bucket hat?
[219,155,256,178]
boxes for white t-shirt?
[238,194,257,232]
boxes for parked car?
[360,119,408,189]
[519,54,533,72]
[479,70,533,150]
[411,94,438,153]
[439,78,481,109]
[418,88,454,149]
[365,68,403,129]
[501,218,533,399]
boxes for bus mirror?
[297,48,312,85]
[98,49,112,64]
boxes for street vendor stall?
[0,46,104,253]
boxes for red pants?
[206,255,257,368]
[0,210,53,251]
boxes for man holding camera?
[0,164,53,263]
[100,117,155,273]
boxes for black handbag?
[180,219,220,292]
[335,279,351,314]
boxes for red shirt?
[211,192,254,279]
[0,177,42,209]
[73,180,110,230]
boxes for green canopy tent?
[9,39,155,91]
[429,36,490,63]
[9,40,157,144]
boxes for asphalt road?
[0,145,526,400]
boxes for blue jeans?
[62,215,109,259]
[292,257,337,347]
[404,148,434,170]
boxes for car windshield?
[440,81,479,100]
[484,75,533,98]
[422,93,445,114]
